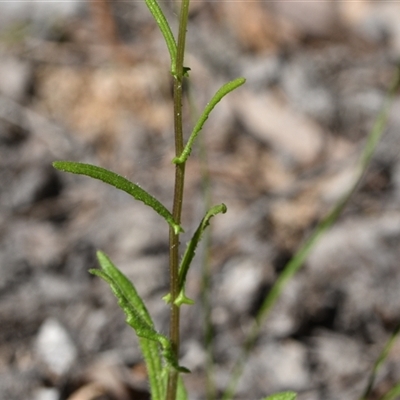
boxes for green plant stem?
[167,1,190,399]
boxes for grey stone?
[234,90,324,166]
[34,388,59,400]
[35,318,77,376]
[239,339,310,397]
[0,1,82,33]
[281,59,335,124]
[0,57,32,102]
[217,257,265,315]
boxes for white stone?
[35,318,77,376]
[234,91,323,166]
[34,388,59,400]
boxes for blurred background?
[1,1,400,399]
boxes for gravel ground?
[1,2,400,400]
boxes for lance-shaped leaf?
[96,251,165,399]
[164,204,227,306]
[53,161,183,235]
[96,251,152,324]
[90,253,190,375]
[263,393,297,400]
[141,337,166,400]
[173,78,246,164]
[144,0,177,75]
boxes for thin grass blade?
[221,66,400,400]
[359,321,400,400]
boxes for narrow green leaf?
[173,77,246,164]
[95,251,165,400]
[90,258,189,374]
[144,0,177,75]
[53,161,183,235]
[263,392,297,400]
[140,337,166,400]
[90,268,164,342]
[164,204,227,306]
[177,203,227,301]
[96,251,153,324]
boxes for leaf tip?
[89,268,101,277]
[52,160,63,170]
[96,250,106,260]
[177,365,191,374]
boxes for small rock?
[4,221,64,269]
[281,58,335,125]
[240,55,282,89]
[34,388,59,400]
[0,1,82,34]
[307,213,400,328]
[271,1,338,37]
[240,339,310,396]
[181,340,207,371]
[312,331,369,396]
[340,2,400,57]
[35,318,77,377]
[0,57,32,102]
[220,1,297,51]
[234,90,324,167]
[37,274,84,303]
[217,257,265,315]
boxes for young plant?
[53,1,246,399]
[53,0,400,399]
